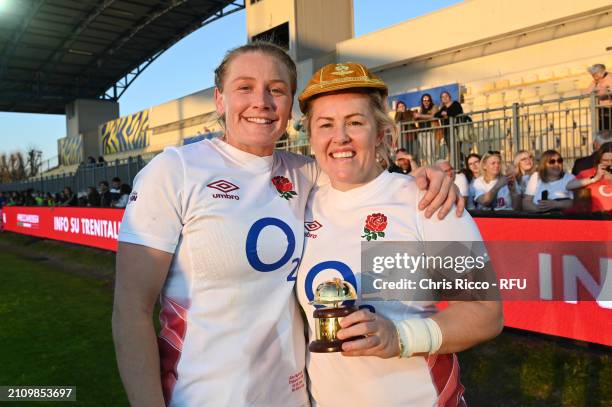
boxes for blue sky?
[0,0,462,163]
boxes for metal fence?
[397,92,609,169]
[0,154,155,193]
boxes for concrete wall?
[379,26,612,110]
[336,0,612,69]
[65,99,119,140]
[246,0,296,58]
[295,0,353,61]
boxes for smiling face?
[214,51,293,156]
[482,156,501,179]
[468,156,481,177]
[309,92,383,191]
[518,153,534,173]
[545,154,563,179]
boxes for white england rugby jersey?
[297,171,482,407]
[471,176,518,211]
[119,138,317,407]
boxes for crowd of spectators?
[404,131,612,216]
[384,130,611,216]
[0,177,132,209]
[383,62,611,216]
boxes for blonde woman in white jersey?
[111,43,463,407]
[296,63,503,407]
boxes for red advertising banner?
[476,217,611,347]
[1,206,123,251]
[1,207,610,346]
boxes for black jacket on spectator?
[100,191,112,207]
[435,101,464,125]
[572,153,596,175]
[64,194,78,206]
[88,191,101,207]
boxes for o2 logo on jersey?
[246,217,300,281]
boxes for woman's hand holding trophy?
[308,278,401,359]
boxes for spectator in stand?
[110,177,122,201]
[586,64,612,131]
[54,192,64,205]
[87,186,101,207]
[0,192,6,208]
[566,142,612,213]
[434,91,464,159]
[472,152,521,211]
[112,184,132,208]
[523,150,574,213]
[413,93,439,163]
[393,101,412,122]
[60,187,78,207]
[572,130,611,175]
[393,101,417,155]
[413,93,438,125]
[99,181,112,207]
[459,153,481,209]
[97,156,106,167]
[388,148,417,175]
[45,192,56,206]
[436,159,469,208]
[513,150,535,192]
[34,191,45,206]
[87,156,96,165]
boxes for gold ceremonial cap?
[311,278,358,306]
[298,62,388,113]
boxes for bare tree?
[0,154,9,183]
[26,149,42,177]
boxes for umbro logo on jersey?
[304,221,322,231]
[304,220,322,238]
[207,179,240,200]
[207,179,239,193]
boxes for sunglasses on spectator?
[487,151,501,155]
[548,158,563,164]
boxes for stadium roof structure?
[0,0,244,114]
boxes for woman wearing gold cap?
[296,62,503,406]
[112,43,464,407]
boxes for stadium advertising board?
[1,206,610,346]
[1,207,123,251]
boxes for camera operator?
[566,142,612,213]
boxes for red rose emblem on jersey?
[362,213,387,241]
[272,176,297,200]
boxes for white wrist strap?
[394,318,443,358]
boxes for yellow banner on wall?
[58,135,83,166]
[101,109,150,154]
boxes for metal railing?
[275,138,311,156]
[398,92,609,169]
[0,153,157,193]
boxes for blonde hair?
[513,149,534,178]
[301,89,398,166]
[480,152,502,179]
